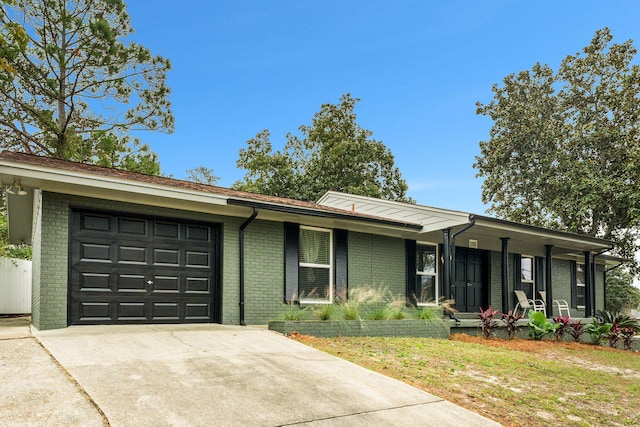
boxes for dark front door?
[69,209,221,325]
[451,247,487,312]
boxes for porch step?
[453,312,479,320]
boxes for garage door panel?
[69,209,220,325]
[185,251,210,268]
[151,302,180,320]
[118,246,147,264]
[79,272,111,291]
[117,302,146,321]
[117,274,147,292]
[118,217,147,236]
[186,225,210,241]
[81,213,112,232]
[152,276,180,293]
[185,303,210,320]
[153,248,180,266]
[154,221,180,238]
[77,302,111,321]
[81,243,112,262]
[186,277,210,294]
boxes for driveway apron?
[35,324,499,427]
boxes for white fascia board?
[472,217,612,250]
[318,191,470,232]
[0,161,228,207]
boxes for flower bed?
[268,318,450,338]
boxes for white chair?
[538,291,571,318]
[514,290,546,316]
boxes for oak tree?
[475,28,640,264]
[234,93,410,202]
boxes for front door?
[451,247,487,312]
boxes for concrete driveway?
[5,319,499,426]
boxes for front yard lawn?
[289,333,640,427]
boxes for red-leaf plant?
[554,316,570,342]
[502,310,523,339]
[567,320,586,342]
[477,306,500,339]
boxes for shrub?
[585,319,613,346]
[477,306,500,339]
[620,327,636,351]
[567,320,586,342]
[553,316,570,342]
[282,302,307,321]
[527,311,559,340]
[502,310,523,339]
[416,306,441,320]
[596,310,639,333]
[607,323,621,348]
[314,304,337,321]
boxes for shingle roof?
[0,150,420,228]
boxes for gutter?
[227,198,422,230]
[239,207,259,326]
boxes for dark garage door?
[69,209,220,325]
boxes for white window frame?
[520,255,535,291]
[299,226,333,304]
[576,263,586,309]
[416,242,438,306]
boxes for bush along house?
[0,151,620,330]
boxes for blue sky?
[124,1,640,215]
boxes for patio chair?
[513,290,546,316]
[538,291,571,318]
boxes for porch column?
[442,228,451,300]
[545,245,553,317]
[500,237,510,314]
[584,251,592,317]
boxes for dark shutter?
[284,222,299,302]
[405,240,417,306]
[513,253,522,290]
[570,261,577,308]
[535,256,544,300]
[334,229,348,301]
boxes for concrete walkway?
[0,316,105,426]
[2,318,499,426]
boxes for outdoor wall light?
[5,179,27,196]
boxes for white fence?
[0,258,32,314]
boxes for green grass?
[293,335,640,427]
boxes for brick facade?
[31,191,610,330]
[347,232,406,298]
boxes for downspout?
[448,216,476,301]
[239,207,258,326]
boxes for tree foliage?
[186,166,219,186]
[606,268,640,314]
[0,0,172,174]
[234,93,410,202]
[0,189,31,259]
[475,28,640,263]
[0,0,27,76]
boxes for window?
[520,255,535,298]
[298,226,333,303]
[416,243,438,305]
[575,263,586,309]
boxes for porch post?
[584,251,592,317]
[500,237,510,314]
[442,228,451,300]
[545,245,553,317]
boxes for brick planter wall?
[268,319,450,338]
